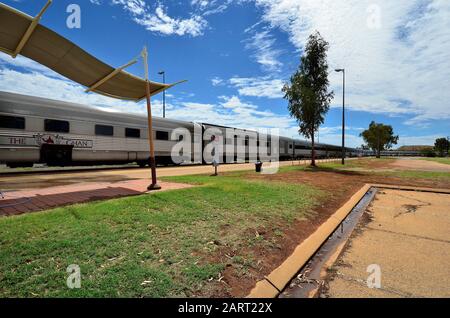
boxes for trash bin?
[255,161,262,172]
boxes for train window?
[289,144,293,149]
[156,131,169,140]
[0,115,25,129]
[95,124,114,136]
[125,128,140,138]
[44,119,69,133]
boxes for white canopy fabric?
[0,3,182,101]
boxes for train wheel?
[7,162,33,168]
[138,161,148,168]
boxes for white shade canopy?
[0,2,183,101]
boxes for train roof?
[0,91,193,128]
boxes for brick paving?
[0,180,191,217]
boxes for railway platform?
[0,180,191,217]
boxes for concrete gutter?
[247,183,450,298]
[247,184,372,298]
[369,184,450,194]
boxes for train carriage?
[0,91,362,168]
[0,91,200,167]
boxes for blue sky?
[1,0,449,148]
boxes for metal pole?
[142,46,161,191]
[162,72,166,118]
[341,70,345,165]
[13,0,53,58]
[158,71,166,118]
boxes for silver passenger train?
[0,91,362,168]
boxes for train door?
[40,144,73,166]
[234,134,238,163]
[245,135,250,162]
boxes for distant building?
[396,145,433,152]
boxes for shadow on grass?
[287,164,368,177]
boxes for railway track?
[0,158,351,191]
[0,158,352,177]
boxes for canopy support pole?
[141,46,161,191]
[85,59,137,93]
[13,0,52,58]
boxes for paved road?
[0,158,344,191]
[324,189,450,298]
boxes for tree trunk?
[376,129,381,158]
[311,130,316,167]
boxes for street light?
[158,71,166,118]
[335,68,345,165]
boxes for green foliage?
[434,137,449,157]
[421,148,436,157]
[0,173,322,297]
[283,31,334,165]
[421,157,450,165]
[360,121,398,158]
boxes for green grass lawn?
[421,157,450,165]
[0,172,322,298]
[384,170,450,180]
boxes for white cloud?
[211,77,224,86]
[319,126,364,135]
[229,76,285,98]
[112,1,208,37]
[0,67,152,115]
[191,0,211,9]
[0,54,65,79]
[192,0,235,16]
[111,0,147,16]
[174,95,294,131]
[0,62,293,135]
[317,132,364,148]
[251,0,450,124]
[397,134,445,147]
[220,95,256,109]
[244,30,283,72]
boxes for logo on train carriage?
[35,134,93,149]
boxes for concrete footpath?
[0,159,344,217]
[0,180,190,217]
[323,189,450,298]
[0,158,346,191]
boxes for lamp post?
[335,68,345,165]
[158,71,166,118]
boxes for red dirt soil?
[199,167,450,298]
